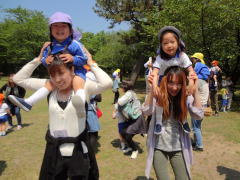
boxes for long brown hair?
[156,66,187,123]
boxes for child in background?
[151,26,194,134]
[220,88,228,112]
[9,12,87,111]
[112,69,121,104]
[0,94,12,136]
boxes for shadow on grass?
[217,166,240,180]
[111,138,144,154]
[134,176,154,180]
[7,123,33,135]
[0,161,7,176]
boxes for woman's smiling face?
[50,65,73,91]
[167,74,182,97]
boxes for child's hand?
[59,54,73,63]
[38,42,51,60]
[46,55,54,64]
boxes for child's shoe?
[8,95,32,112]
[154,123,162,135]
[130,150,138,159]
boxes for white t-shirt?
[153,52,192,76]
[0,103,9,116]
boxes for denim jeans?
[191,118,203,148]
[9,104,22,126]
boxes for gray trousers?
[153,149,189,180]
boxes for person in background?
[0,94,12,136]
[209,71,219,116]
[222,76,234,111]
[220,87,228,112]
[117,80,147,159]
[112,69,121,104]
[0,74,26,130]
[190,52,210,151]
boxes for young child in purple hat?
[9,12,88,111]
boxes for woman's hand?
[83,47,94,66]
[188,72,198,94]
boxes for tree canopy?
[0,2,240,83]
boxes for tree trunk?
[129,55,146,85]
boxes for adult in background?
[0,74,26,130]
[118,80,147,159]
[9,44,112,180]
[85,64,102,154]
[209,71,219,116]
[190,53,210,151]
[143,66,203,180]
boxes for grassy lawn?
[0,78,240,179]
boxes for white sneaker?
[2,131,6,136]
[17,125,22,130]
[122,147,132,153]
[7,125,13,131]
[0,131,2,136]
[131,150,138,159]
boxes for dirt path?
[191,132,240,180]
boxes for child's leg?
[73,76,86,102]
[8,81,53,111]
[25,81,52,106]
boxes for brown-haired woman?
[143,66,203,180]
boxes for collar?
[52,36,72,47]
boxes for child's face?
[51,23,71,42]
[161,32,178,57]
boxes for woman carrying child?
[143,66,203,180]
[10,44,112,179]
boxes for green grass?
[0,78,240,179]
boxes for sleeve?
[13,58,48,91]
[141,99,156,116]
[181,53,192,68]
[84,64,113,102]
[41,47,50,67]
[187,96,204,120]
[152,55,161,69]
[70,40,88,67]
[118,91,132,106]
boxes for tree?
[94,0,164,84]
[0,6,48,74]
